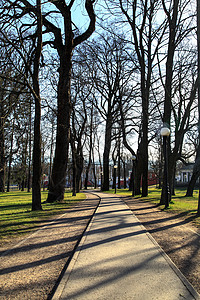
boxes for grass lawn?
[108,187,200,228]
[0,190,86,241]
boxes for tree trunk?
[186,171,200,197]
[32,0,42,211]
[186,0,200,202]
[92,149,97,189]
[141,89,149,197]
[117,140,121,189]
[197,0,200,214]
[7,119,14,192]
[92,164,97,189]
[76,153,84,193]
[48,119,54,191]
[27,99,32,193]
[135,142,143,195]
[72,144,77,197]
[0,108,5,193]
[47,54,72,202]
[46,1,96,202]
[102,114,112,191]
[84,170,89,190]
[123,160,127,189]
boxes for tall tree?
[1,0,43,210]
[46,0,96,202]
[186,0,200,202]
[32,0,43,210]
[160,0,197,205]
[1,0,96,203]
[117,0,165,196]
[83,32,133,191]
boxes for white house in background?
[176,163,194,183]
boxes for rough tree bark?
[32,0,43,210]
[102,112,112,191]
[47,0,96,202]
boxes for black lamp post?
[114,165,117,194]
[161,126,170,209]
[132,155,136,196]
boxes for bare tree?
[1,0,43,210]
[160,0,197,206]
[44,0,96,202]
[82,32,134,191]
[110,0,165,196]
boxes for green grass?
[0,190,86,241]
[1,187,200,242]
[108,187,200,228]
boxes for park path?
[52,192,200,300]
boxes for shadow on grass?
[123,195,200,229]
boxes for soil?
[123,196,200,295]
[0,192,200,299]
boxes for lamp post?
[132,155,136,196]
[161,126,170,209]
[114,165,117,194]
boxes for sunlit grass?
[0,190,86,241]
[108,187,200,228]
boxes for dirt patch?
[123,196,200,294]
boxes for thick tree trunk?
[186,144,200,196]
[47,59,72,202]
[32,0,42,211]
[186,171,200,196]
[32,91,42,210]
[47,37,73,202]
[46,1,96,201]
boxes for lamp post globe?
[161,127,170,137]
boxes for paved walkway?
[52,192,200,300]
